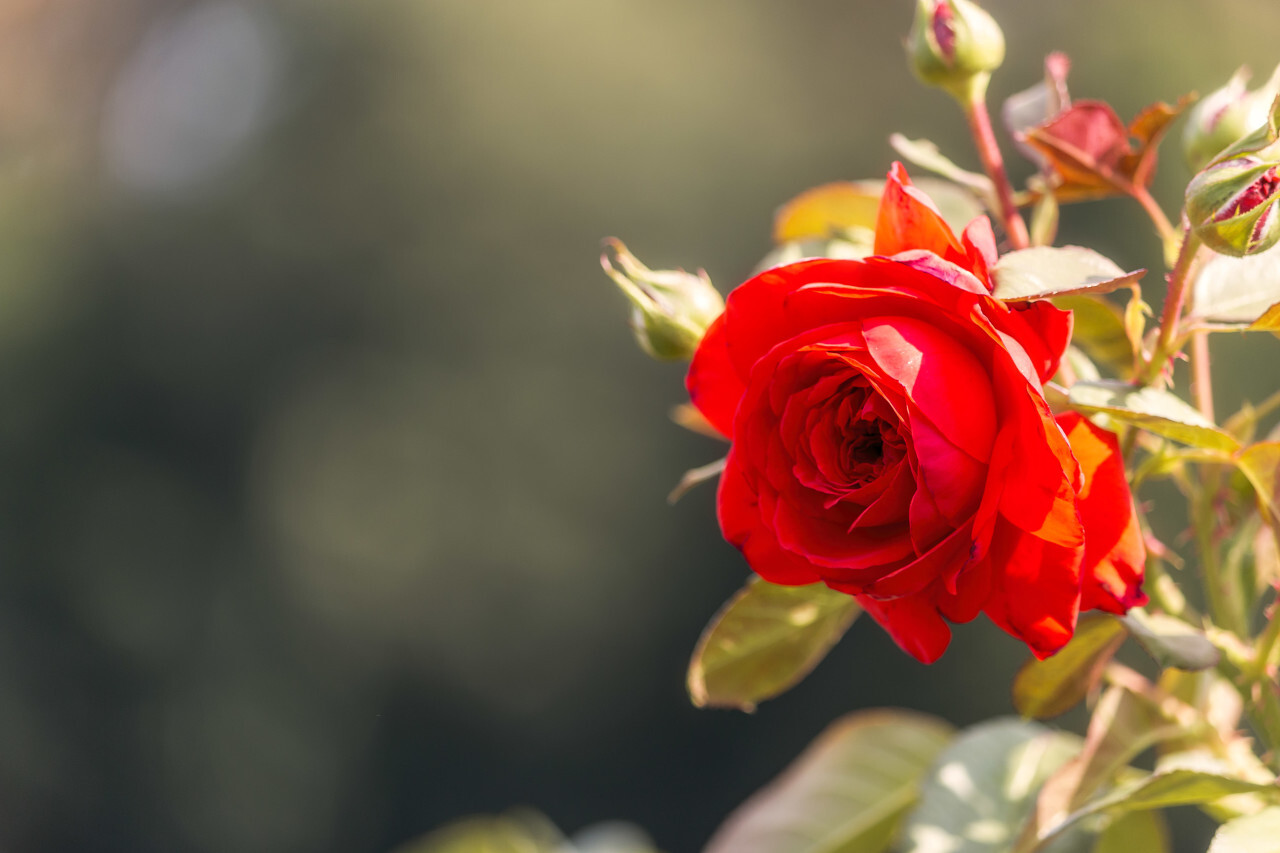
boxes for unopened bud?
[907,0,1005,101]
[1183,64,1280,172]
[1186,96,1280,257]
[1186,157,1280,257]
[600,239,723,361]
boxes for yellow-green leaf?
[1122,610,1220,671]
[1235,441,1280,523]
[688,578,860,711]
[992,246,1144,301]
[1209,807,1280,853]
[1054,296,1133,378]
[1013,614,1127,719]
[1248,301,1280,335]
[1067,381,1240,452]
[705,710,954,853]
[1093,810,1169,853]
[772,178,983,246]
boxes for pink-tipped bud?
[907,0,1005,101]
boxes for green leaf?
[1092,810,1169,853]
[888,134,997,203]
[394,811,565,853]
[991,247,1145,301]
[1209,807,1280,853]
[1053,296,1133,378]
[704,710,954,853]
[1067,381,1241,452]
[1249,302,1280,336]
[903,719,1085,853]
[1192,244,1280,324]
[1013,614,1127,719]
[688,579,860,711]
[1122,610,1221,671]
[1235,442,1280,524]
[1047,769,1280,842]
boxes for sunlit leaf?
[1122,610,1220,671]
[991,246,1144,301]
[1021,684,1186,852]
[888,134,996,203]
[903,719,1085,853]
[755,236,875,274]
[1235,442,1280,523]
[1092,810,1169,853]
[671,403,729,441]
[1067,381,1240,452]
[1054,296,1132,378]
[772,179,983,245]
[688,578,860,711]
[1032,769,1280,850]
[1208,807,1280,853]
[704,710,954,853]
[1013,614,1127,719]
[1249,302,1280,335]
[1193,244,1280,324]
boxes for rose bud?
[1186,98,1280,257]
[907,0,1005,100]
[1183,64,1280,172]
[601,239,724,361]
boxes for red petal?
[862,316,997,463]
[1003,300,1073,384]
[1058,412,1148,614]
[874,163,966,263]
[961,217,998,291]
[717,451,822,585]
[851,590,952,664]
[983,518,1084,659]
[686,313,744,439]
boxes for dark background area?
[0,1,1276,851]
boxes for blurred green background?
[0,1,1276,851]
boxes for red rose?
[686,164,1146,663]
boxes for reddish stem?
[1142,231,1202,385]
[963,94,1030,250]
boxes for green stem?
[962,89,1030,250]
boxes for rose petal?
[874,162,967,265]
[984,519,1084,659]
[1058,412,1148,614]
[717,451,823,585]
[850,590,952,664]
[862,316,997,463]
[686,313,743,438]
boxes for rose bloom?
[687,164,1146,663]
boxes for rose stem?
[1191,331,1215,422]
[962,91,1030,250]
[1141,229,1202,385]
[1130,185,1180,248]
